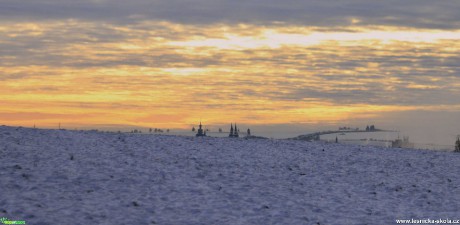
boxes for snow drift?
[0,126,459,224]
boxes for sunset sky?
[1,0,460,142]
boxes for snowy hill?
[0,125,459,225]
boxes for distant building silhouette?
[196,122,206,137]
[229,123,239,138]
[392,136,414,148]
[365,125,376,131]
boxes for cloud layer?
[2,0,460,29]
[1,1,460,130]
[1,20,460,127]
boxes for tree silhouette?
[455,136,460,152]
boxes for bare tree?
[455,136,460,152]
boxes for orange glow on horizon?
[1,21,459,129]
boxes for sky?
[1,0,460,144]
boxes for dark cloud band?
[2,0,460,29]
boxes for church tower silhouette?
[196,121,206,137]
[229,123,239,138]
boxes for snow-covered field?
[0,125,459,225]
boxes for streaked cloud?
[1,1,460,131]
[2,0,460,29]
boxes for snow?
[0,125,459,224]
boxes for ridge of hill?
[0,126,459,224]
